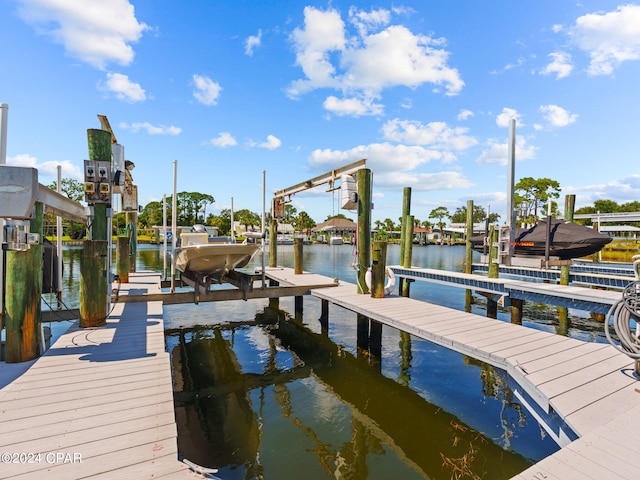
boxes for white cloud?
[209,132,237,147]
[258,135,282,150]
[569,4,640,75]
[348,6,391,36]
[496,107,522,128]
[476,136,537,165]
[539,104,577,127]
[192,74,222,106]
[309,142,448,174]
[457,109,474,121]
[7,154,83,181]
[16,0,148,69]
[568,175,640,204]
[540,52,573,79]
[119,122,181,135]
[100,73,146,102]
[377,171,473,191]
[287,6,463,116]
[323,95,384,117]
[245,29,262,56]
[381,119,477,152]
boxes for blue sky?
[1,0,639,225]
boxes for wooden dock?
[2,266,639,479]
[0,272,198,480]
[273,272,637,480]
[391,265,623,314]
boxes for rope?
[604,281,640,359]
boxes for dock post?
[320,299,329,334]
[80,240,109,327]
[269,218,277,267]
[80,129,111,328]
[4,202,44,363]
[294,237,303,274]
[398,331,412,386]
[560,194,575,286]
[294,295,303,320]
[465,200,474,311]
[125,212,137,272]
[369,320,383,366]
[371,241,387,298]
[401,215,414,297]
[116,236,130,283]
[356,313,369,352]
[511,298,523,324]
[487,225,499,319]
[399,187,411,293]
[357,169,372,294]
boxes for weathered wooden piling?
[4,203,44,363]
[371,240,388,298]
[486,225,499,319]
[80,240,109,327]
[560,194,576,286]
[465,200,474,311]
[399,188,411,294]
[294,237,303,274]
[269,219,277,267]
[400,215,414,297]
[356,169,372,294]
[80,129,111,327]
[116,236,130,283]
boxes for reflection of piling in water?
[271,315,533,479]
[171,329,260,470]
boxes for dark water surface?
[48,243,613,479]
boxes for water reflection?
[166,301,555,480]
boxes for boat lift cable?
[604,281,640,359]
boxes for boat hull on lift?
[174,243,261,277]
[471,219,612,260]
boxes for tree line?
[44,176,639,238]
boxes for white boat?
[329,236,343,245]
[174,232,261,277]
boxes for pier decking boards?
[265,267,640,480]
[390,265,622,314]
[0,272,197,480]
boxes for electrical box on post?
[84,160,112,204]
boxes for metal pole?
[230,197,234,242]
[0,103,7,327]
[162,194,167,279]
[0,103,7,165]
[171,160,177,292]
[56,165,63,308]
[261,171,266,288]
[506,118,516,265]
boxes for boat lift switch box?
[84,160,111,204]
[0,165,38,219]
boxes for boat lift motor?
[0,165,40,251]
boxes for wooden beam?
[112,283,338,305]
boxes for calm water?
[48,243,614,479]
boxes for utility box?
[0,165,38,219]
[84,160,112,204]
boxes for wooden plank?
[526,348,626,392]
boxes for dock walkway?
[390,265,623,314]
[265,267,640,480]
[0,272,198,480]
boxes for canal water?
[46,244,613,479]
